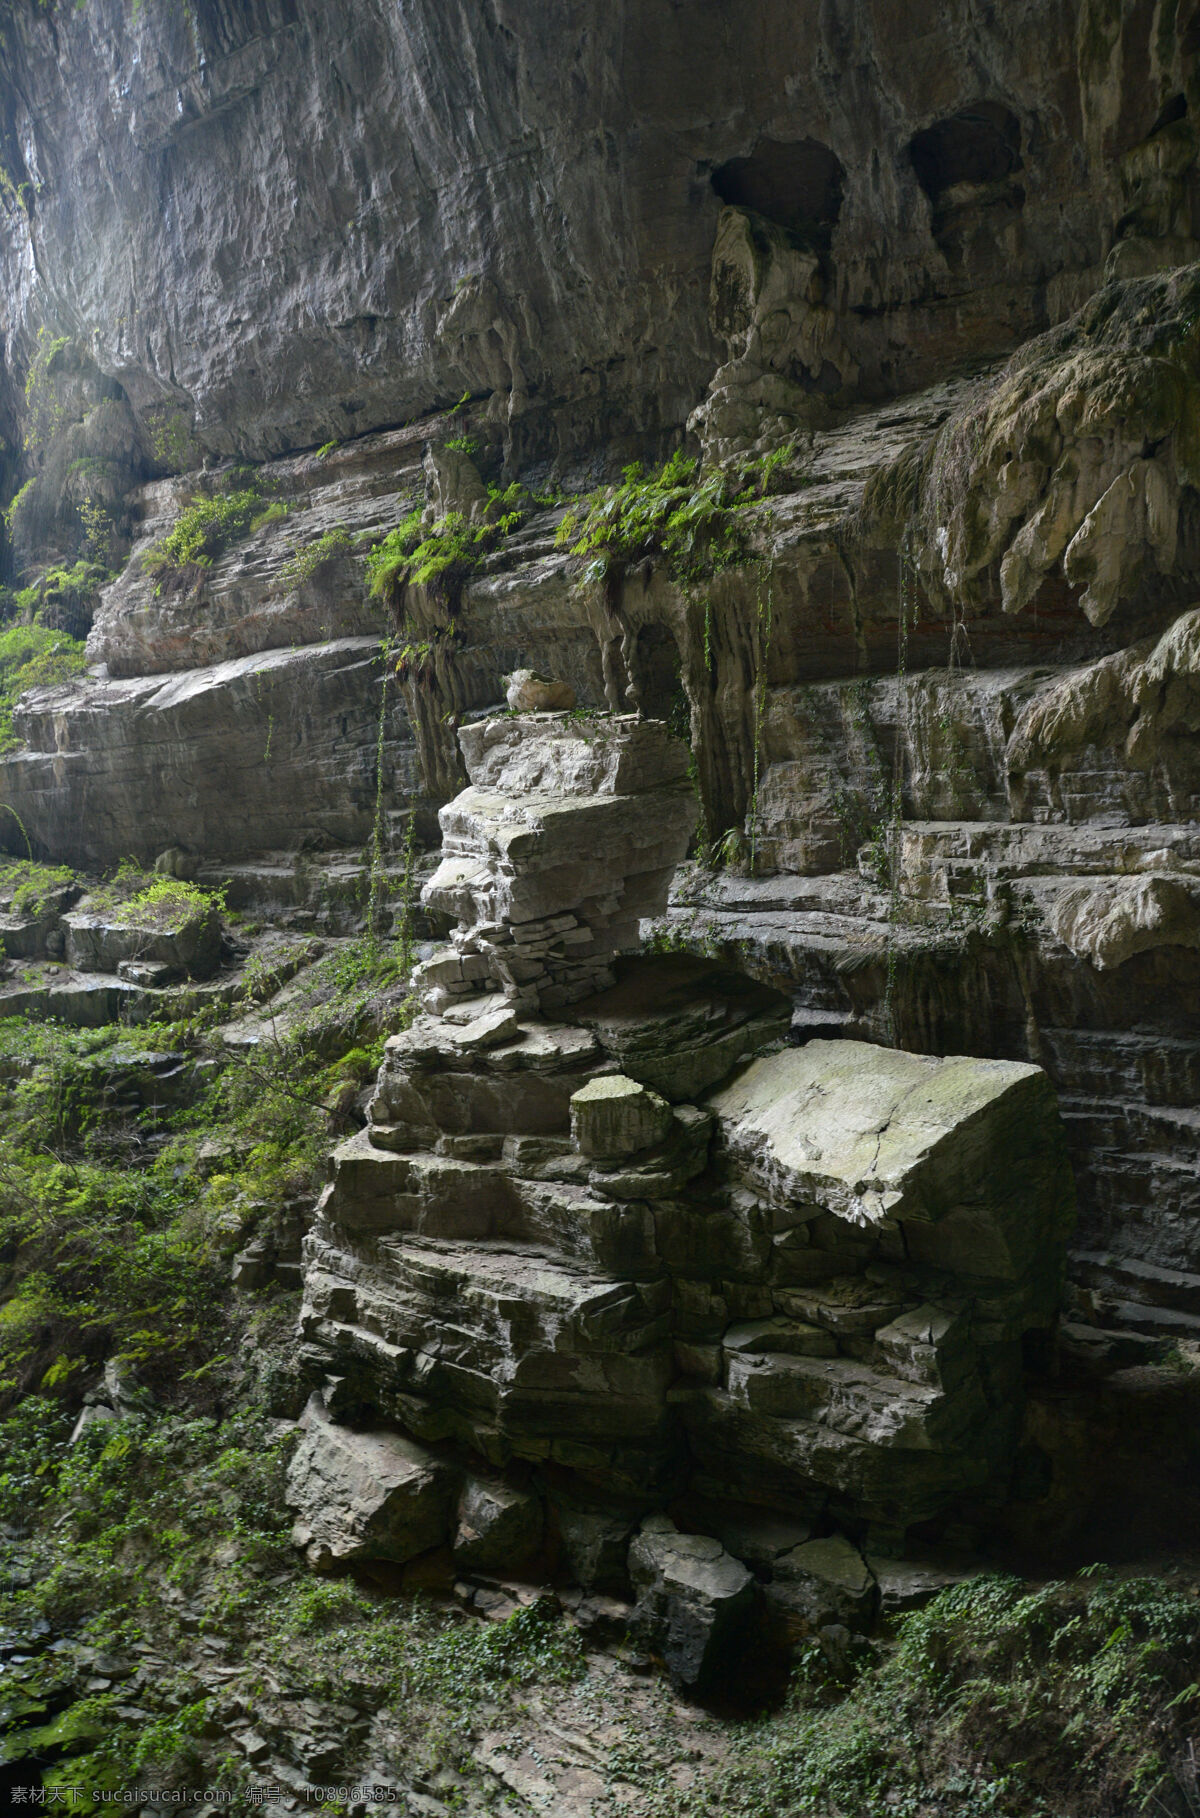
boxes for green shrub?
[555,447,761,592]
[0,623,88,752]
[23,327,71,452]
[120,876,218,933]
[144,476,284,586]
[0,857,75,914]
[84,866,222,932]
[636,1570,1200,1818]
[279,524,353,588]
[365,482,535,611]
[16,559,110,638]
[144,488,261,572]
[4,474,38,537]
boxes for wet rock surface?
[2,3,1200,1801]
[296,713,1075,1681]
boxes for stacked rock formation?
[413,712,696,1014]
[291,710,1076,1684]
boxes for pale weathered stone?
[866,1556,977,1613]
[1048,875,1200,970]
[0,640,415,870]
[570,1075,673,1159]
[709,1040,1074,1255]
[505,670,577,713]
[65,900,222,982]
[419,714,696,1014]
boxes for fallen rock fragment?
[454,1475,543,1572]
[768,1534,877,1632]
[629,1515,756,1693]
[286,1394,455,1568]
[570,1073,674,1158]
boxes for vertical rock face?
[0,0,1195,1608]
[0,638,416,867]
[294,712,1074,1620]
[0,2,1192,461]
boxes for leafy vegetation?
[12,558,111,632]
[4,472,38,540]
[625,1570,1200,1818]
[0,856,75,915]
[0,840,547,1805]
[83,865,221,933]
[144,474,285,589]
[0,623,88,752]
[365,481,536,611]
[23,327,71,452]
[278,523,353,589]
[554,446,770,594]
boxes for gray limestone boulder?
[554,1497,638,1597]
[571,1074,674,1159]
[629,1515,756,1692]
[453,1475,543,1572]
[768,1534,878,1631]
[286,1394,456,1569]
[866,1555,977,1614]
[709,1039,1075,1285]
[1048,874,1200,970]
[65,900,222,981]
[505,670,577,713]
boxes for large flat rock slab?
[0,639,416,869]
[286,1393,456,1569]
[709,1040,1075,1277]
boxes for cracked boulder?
[570,1074,674,1158]
[709,1038,1074,1282]
[453,1475,543,1573]
[766,1533,878,1633]
[629,1515,757,1693]
[286,1394,456,1569]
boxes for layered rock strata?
[415,712,698,1014]
[293,713,1074,1677]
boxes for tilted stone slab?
[65,903,222,980]
[428,789,693,928]
[709,1039,1075,1280]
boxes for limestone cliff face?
[2,0,1200,1590]
[0,0,1193,466]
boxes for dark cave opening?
[711,137,845,249]
[908,101,1023,202]
[908,101,1024,269]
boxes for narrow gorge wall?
[3,0,1200,1690]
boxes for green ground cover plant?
[278,523,353,588]
[365,477,536,612]
[0,857,75,914]
[628,1569,1200,1818]
[83,868,220,932]
[144,473,286,591]
[0,623,88,751]
[555,447,762,592]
